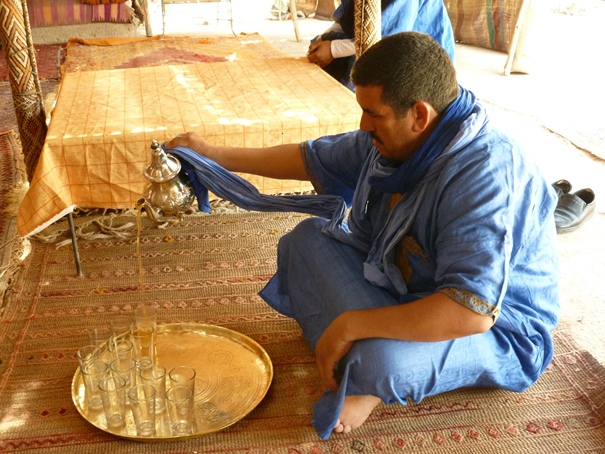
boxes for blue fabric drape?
[166,146,347,224]
[368,87,475,195]
[162,90,559,440]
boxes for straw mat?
[1,209,605,453]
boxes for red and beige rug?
[0,210,604,453]
[1,33,604,453]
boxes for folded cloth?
[554,188,596,233]
[163,145,348,223]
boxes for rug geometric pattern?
[0,131,25,293]
[1,210,604,453]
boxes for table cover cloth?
[17,58,361,237]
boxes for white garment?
[321,22,356,58]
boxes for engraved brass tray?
[72,323,273,441]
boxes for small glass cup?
[76,345,102,370]
[134,305,157,331]
[109,314,132,339]
[130,325,155,368]
[98,375,127,428]
[110,357,138,394]
[128,384,156,437]
[139,364,166,413]
[80,359,109,410]
[166,385,195,436]
[107,338,133,363]
[87,327,112,349]
[168,366,196,396]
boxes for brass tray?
[72,323,273,441]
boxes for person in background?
[165,32,559,439]
[270,0,305,20]
[307,0,455,90]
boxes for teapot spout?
[136,197,164,222]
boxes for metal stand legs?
[67,212,83,277]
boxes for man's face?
[355,85,419,162]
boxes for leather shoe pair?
[552,179,572,198]
[553,181,596,233]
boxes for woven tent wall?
[444,0,541,73]
[444,0,523,51]
[354,0,381,57]
[0,0,47,181]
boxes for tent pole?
[0,0,47,181]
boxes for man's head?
[350,32,459,162]
[351,31,459,116]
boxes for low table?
[17,58,361,241]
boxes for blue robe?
[321,0,455,89]
[259,102,560,439]
[165,102,559,440]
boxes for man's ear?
[409,101,436,133]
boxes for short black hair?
[351,31,459,115]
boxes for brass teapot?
[138,140,195,219]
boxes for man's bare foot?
[333,395,381,434]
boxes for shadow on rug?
[1,210,604,453]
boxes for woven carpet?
[60,34,289,73]
[1,210,605,453]
[0,43,64,133]
[0,131,26,296]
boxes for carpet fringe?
[31,198,244,247]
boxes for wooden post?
[289,0,301,42]
[504,0,529,75]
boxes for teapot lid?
[143,140,181,183]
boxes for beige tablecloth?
[17,58,361,237]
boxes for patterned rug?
[0,131,26,299]
[1,210,605,453]
[0,44,64,83]
[0,43,63,133]
[60,34,289,73]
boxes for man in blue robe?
[307,0,455,90]
[165,32,559,440]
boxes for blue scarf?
[164,87,483,299]
[368,86,476,195]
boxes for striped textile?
[26,0,133,27]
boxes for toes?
[332,422,352,434]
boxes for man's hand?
[315,314,354,392]
[307,40,334,68]
[164,132,213,156]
